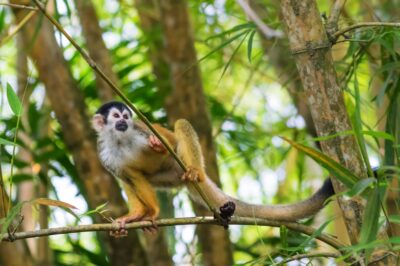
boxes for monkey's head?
[92,101,133,136]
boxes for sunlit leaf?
[6,83,22,116]
[352,67,373,176]
[32,198,79,220]
[32,198,78,209]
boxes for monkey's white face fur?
[92,107,148,174]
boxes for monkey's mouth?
[115,121,128,132]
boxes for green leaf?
[306,130,394,144]
[345,178,376,197]
[283,137,359,187]
[199,30,249,64]
[0,137,17,146]
[352,67,373,177]
[247,30,256,63]
[6,83,22,116]
[359,185,381,261]
[389,237,400,244]
[388,215,400,224]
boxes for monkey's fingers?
[148,135,167,153]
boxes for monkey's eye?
[123,114,129,120]
[113,113,120,118]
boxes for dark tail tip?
[320,178,335,197]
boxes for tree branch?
[1,216,345,250]
[0,10,36,47]
[332,22,400,42]
[31,0,219,221]
[275,251,341,265]
[236,0,283,39]
[0,2,38,10]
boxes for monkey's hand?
[181,167,205,182]
[148,135,167,153]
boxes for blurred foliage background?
[0,0,399,265]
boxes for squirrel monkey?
[92,101,334,236]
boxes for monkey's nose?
[115,120,128,132]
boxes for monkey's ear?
[92,114,105,132]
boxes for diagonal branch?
[0,2,37,10]
[1,216,346,250]
[31,0,219,220]
[236,0,283,39]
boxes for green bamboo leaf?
[389,237,400,244]
[199,30,249,64]
[0,137,18,146]
[205,22,254,42]
[283,137,359,187]
[353,68,373,176]
[345,178,375,197]
[306,130,394,144]
[247,30,256,63]
[388,215,400,224]
[6,83,22,116]
[359,185,381,261]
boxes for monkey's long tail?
[189,178,334,221]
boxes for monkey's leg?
[174,119,206,182]
[111,186,147,238]
[123,168,160,221]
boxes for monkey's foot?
[148,135,166,153]
[141,217,159,234]
[110,214,145,238]
[181,167,205,182]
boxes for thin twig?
[275,251,341,265]
[332,22,400,42]
[0,10,36,47]
[31,0,219,220]
[1,216,345,250]
[0,2,38,11]
[236,0,283,39]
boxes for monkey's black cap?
[96,101,132,118]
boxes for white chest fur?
[97,128,148,174]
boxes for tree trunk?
[279,0,395,263]
[156,1,233,265]
[10,3,147,265]
[249,0,350,245]
[74,0,117,102]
